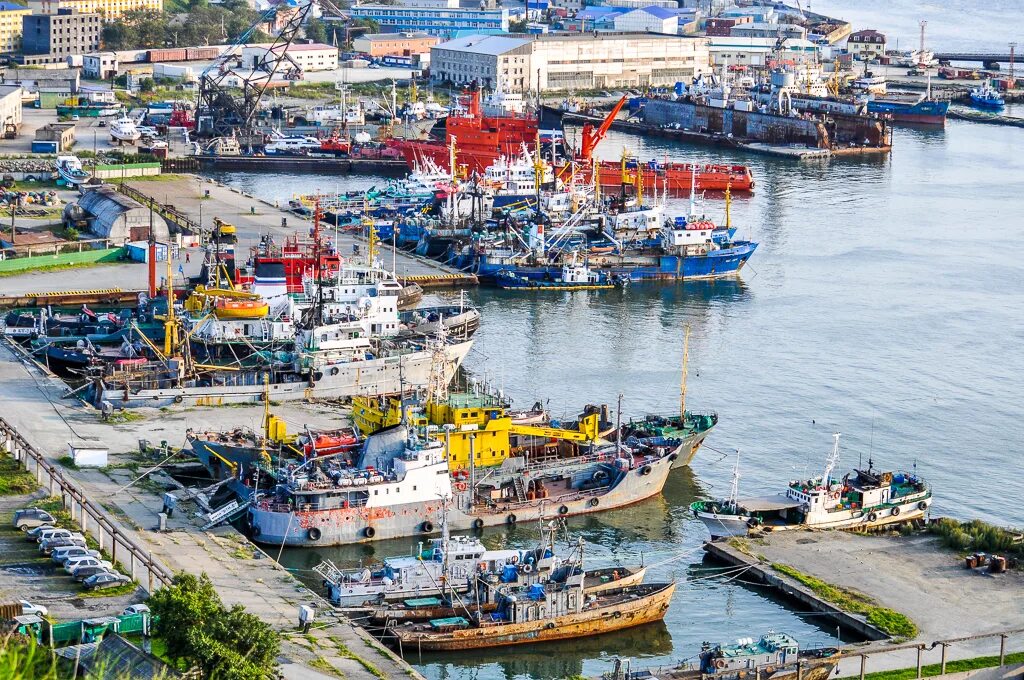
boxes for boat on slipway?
[55,156,92,186]
[389,576,676,651]
[690,435,933,539]
[605,632,841,680]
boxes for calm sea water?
[207,60,1024,680]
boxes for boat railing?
[522,450,616,474]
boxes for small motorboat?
[55,155,92,186]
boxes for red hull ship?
[391,91,754,194]
[234,230,342,295]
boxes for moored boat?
[969,85,1005,110]
[690,435,933,540]
[390,579,676,651]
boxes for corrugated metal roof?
[634,6,677,19]
[434,35,532,55]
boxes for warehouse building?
[241,42,339,72]
[352,32,439,57]
[76,187,170,243]
[0,84,21,136]
[431,32,710,91]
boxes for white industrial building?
[0,84,21,135]
[613,6,679,34]
[432,32,710,91]
[83,52,118,79]
[708,36,818,67]
[241,42,339,73]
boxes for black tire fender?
[308,527,321,541]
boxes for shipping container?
[31,141,58,153]
[186,47,221,60]
[147,48,188,63]
[125,240,168,263]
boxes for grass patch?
[56,455,80,470]
[0,453,39,496]
[862,651,1024,680]
[929,517,1023,561]
[102,411,146,424]
[230,547,252,560]
[287,81,337,99]
[329,636,386,679]
[309,656,344,678]
[771,563,918,638]
[0,260,125,279]
[79,582,139,598]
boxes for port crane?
[194,0,315,141]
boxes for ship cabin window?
[374,489,378,495]
[413,486,417,491]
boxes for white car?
[63,556,113,574]
[35,528,77,544]
[51,546,101,564]
[122,604,150,616]
[20,600,48,617]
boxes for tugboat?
[606,631,841,680]
[690,435,933,539]
[390,575,675,651]
[969,84,1005,109]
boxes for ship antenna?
[688,167,697,218]
[823,433,841,488]
[680,324,691,420]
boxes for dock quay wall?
[703,541,890,642]
[0,414,174,592]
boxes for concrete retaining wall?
[0,247,124,274]
[93,163,162,179]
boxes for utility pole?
[1010,42,1017,86]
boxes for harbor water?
[207,109,1024,679]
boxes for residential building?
[348,4,509,38]
[729,21,807,40]
[431,32,710,91]
[847,29,886,61]
[83,51,117,79]
[613,6,679,34]
[241,42,339,72]
[0,84,22,135]
[708,36,818,67]
[604,0,678,8]
[25,0,162,20]
[0,2,31,54]
[352,31,439,57]
[20,9,101,65]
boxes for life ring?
[330,367,339,376]
[173,395,183,404]
[918,500,929,511]
[479,561,487,571]
[545,622,555,630]
[588,497,599,508]
[521,563,533,574]
[421,521,434,533]
[472,518,484,530]
[639,465,652,476]
[454,481,468,492]
[714,658,727,669]
[308,527,321,541]
[507,514,517,525]
[558,505,569,515]
[668,453,679,462]
[612,611,622,619]
[746,517,761,528]
[509,555,519,565]
[364,526,376,538]
[867,512,878,522]
[891,506,901,517]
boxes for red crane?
[577,95,627,160]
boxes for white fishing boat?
[109,116,141,144]
[55,155,91,186]
[691,435,932,539]
[264,133,322,155]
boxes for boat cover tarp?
[404,597,442,607]
[429,616,469,629]
[738,495,803,512]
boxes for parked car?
[19,600,48,617]
[83,572,132,591]
[25,524,57,540]
[13,508,55,531]
[63,556,112,574]
[34,528,76,544]
[51,546,100,564]
[39,536,87,554]
[71,565,115,582]
[98,120,107,127]
[122,604,150,616]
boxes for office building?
[20,9,101,65]
[348,4,509,38]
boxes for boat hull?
[696,496,930,540]
[391,582,675,651]
[93,339,473,409]
[248,451,674,546]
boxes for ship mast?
[823,432,841,488]
[680,324,691,418]
[727,449,740,508]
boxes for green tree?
[139,78,155,92]
[305,17,327,44]
[146,573,279,678]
